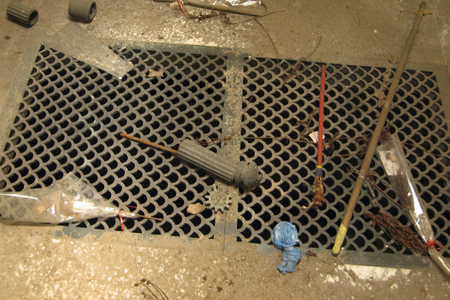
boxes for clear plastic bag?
[154,0,267,16]
[377,134,450,277]
[0,173,137,224]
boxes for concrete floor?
[1,0,450,299]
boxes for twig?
[254,18,279,61]
[297,107,318,136]
[120,133,178,154]
[246,111,319,144]
[197,97,254,146]
[402,142,446,158]
[135,278,169,300]
[300,202,313,211]
[228,10,286,24]
[245,136,314,145]
[347,167,402,210]
[226,11,285,61]
[282,37,322,85]
[363,211,429,256]
[138,215,163,221]
[330,125,391,158]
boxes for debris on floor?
[0,173,161,225]
[1,0,450,297]
[272,222,302,274]
[377,134,450,277]
[120,133,263,190]
[68,0,97,23]
[49,23,133,79]
[146,69,165,78]
[332,2,429,256]
[187,202,206,215]
[153,0,267,16]
[205,184,232,212]
[363,210,429,256]
[6,1,39,27]
[134,278,169,300]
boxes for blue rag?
[272,222,302,274]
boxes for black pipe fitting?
[68,0,97,23]
[6,1,38,27]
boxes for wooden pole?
[332,2,428,256]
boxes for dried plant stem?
[120,133,178,154]
[283,37,322,85]
[402,142,446,158]
[253,18,279,60]
[138,215,163,221]
[228,10,286,24]
[363,211,429,256]
[135,278,169,300]
[298,108,318,136]
[347,167,403,210]
[245,136,313,145]
[197,97,254,146]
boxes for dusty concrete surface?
[1,0,450,299]
[1,224,450,300]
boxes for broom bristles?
[312,176,324,208]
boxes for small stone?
[389,54,398,65]
[187,203,206,215]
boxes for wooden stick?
[120,133,178,155]
[332,2,428,256]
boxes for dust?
[1,223,449,299]
[86,1,253,51]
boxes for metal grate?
[0,42,449,261]
[0,44,229,237]
[238,57,450,257]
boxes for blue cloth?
[272,222,302,274]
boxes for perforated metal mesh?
[238,57,450,257]
[0,44,229,237]
[0,43,449,259]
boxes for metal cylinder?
[177,139,262,190]
[177,139,237,185]
[234,161,262,191]
[68,0,97,22]
[6,1,38,27]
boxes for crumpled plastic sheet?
[0,173,128,224]
[49,23,133,79]
[272,221,302,274]
[377,134,450,278]
[154,0,266,16]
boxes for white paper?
[378,149,400,176]
[309,131,325,143]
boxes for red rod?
[318,65,326,166]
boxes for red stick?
[176,0,189,18]
[318,65,326,166]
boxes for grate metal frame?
[1,38,450,267]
